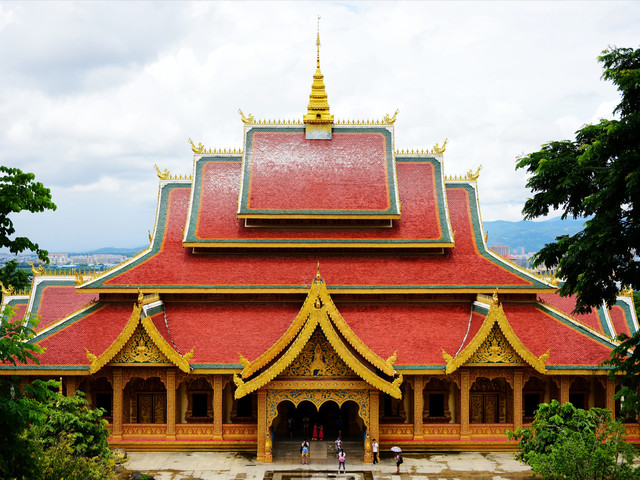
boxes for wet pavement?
[124,440,534,480]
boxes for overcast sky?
[1,1,638,253]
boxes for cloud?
[1,1,639,252]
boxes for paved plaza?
[124,440,534,480]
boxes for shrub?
[507,400,639,480]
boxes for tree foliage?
[0,165,56,261]
[516,46,640,313]
[0,306,115,479]
[0,259,30,292]
[507,400,639,480]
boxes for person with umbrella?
[391,447,402,474]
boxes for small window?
[192,393,208,417]
[428,394,445,417]
[237,395,252,417]
[524,393,540,417]
[96,393,112,417]
[569,393,585,410]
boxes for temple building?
[1,29,639,460]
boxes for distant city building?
[490,244,510,256]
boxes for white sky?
[0,1,638,253]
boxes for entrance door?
[137,393,167,423]
[470,394,498,423]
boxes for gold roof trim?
[189,138,242,156]
[239,284,318,379]
[396,140,448,156]
[234,273,402,399]
[441,290,548,374]
[85,297,193,374]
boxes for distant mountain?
[483,217,586,254]
[69,246,148,256]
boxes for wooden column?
[606,377,615,419]
[365,389,379,462]
[66,376,77,397]
[166,369,176,439]
[112,368,123,440]
[370,389,380,444]
[560,376,571,405]
[257,389,267,462]
[213,375,224,440]
[413,376,424,440]
[513,369,523,430]
[460,370,470,439]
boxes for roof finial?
[304,16,334,139]
[316,15,321,69]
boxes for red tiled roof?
[610,304,631,338]
[240,130,396,215]
[190,159,446,243]
[97,185,541,290]
[503,303,613,366]
[33,304,132,366]
[538,292,605,336]
[32,284,98,332]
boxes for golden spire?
[304,16,334,138]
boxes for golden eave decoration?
[85,296,193,374]
[234,271,401,399]
[441,290,549,374]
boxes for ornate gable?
[233,269,402,398]
[442,291,549,374]
[85,292,193,374]
[280,328,352,377]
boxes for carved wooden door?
[470,394,498,423]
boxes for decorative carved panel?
[265,389,369,430]
[111,326,171,366]
[280,329,352,377]
[466,325,527,367]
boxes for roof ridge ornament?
[303,16,334,139]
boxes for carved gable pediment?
[281,328,352,377]
[465,324,527,367]
[234,270,402,399]
[85,295,194,374]
[110,324,172,366]
[442,291,549,374]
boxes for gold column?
[560,376,571,405]
[364,389,379,462]
[513,369,523,430]
[166,369,176,440]
[112,368,123,440]
[606,377,615,419]
[413,376,424,440]
[257,389,267,462]
[460,370,470,440]
[213,375,223,440]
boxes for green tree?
[0,166,57,291]
[0,305,50,479]
[507,400,639,480]
[516,46,640,314]
[34,391,112,460]
[0,259,30,292]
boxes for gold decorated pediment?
[465,324,527,367]
[110,324,172,366]
[85,296,193,374]
[442,291,548,374]
[234,270,402,399]
[280,329,352,377]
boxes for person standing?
[301,442,309,464]
[395,452,402,474]
[337,448,346,474]
[372,438,379,464]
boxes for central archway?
[265,389,370,441]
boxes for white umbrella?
[390,446,402,453]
